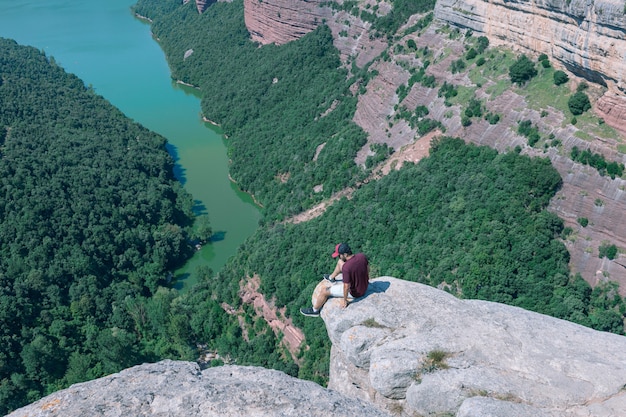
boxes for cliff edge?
[323,277,626,417]
[6,361,391,417]
[8,278,626,417]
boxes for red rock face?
[243,0,330,45]
[195,0,211,14]
[595,93,626,137]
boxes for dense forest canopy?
[0,38,199,413]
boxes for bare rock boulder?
[323,277,626,417]
[7,361,392,417]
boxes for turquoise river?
[0,0,261,290]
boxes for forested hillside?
[0,38,199,414]
[131,0,625,386]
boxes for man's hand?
[341,298,348,309]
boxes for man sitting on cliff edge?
[300,243,369,317]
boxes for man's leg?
[312,281,332,310]
[301,280,351,317]
[301,281,332,316]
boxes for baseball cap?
[331,243,351,258]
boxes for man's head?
[332,243,352,259]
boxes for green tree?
[0,37,197,414]
[475,36,489,53]
[190,215,213,242]
[464,98,483,118]
[509,54,537,85]
[599,243,618,260]
[450,58,466,74]
[553,70,569,86]
[568,91,591,115]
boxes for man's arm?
[342,282,350,308]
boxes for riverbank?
[228,173,264,208]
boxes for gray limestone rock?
[7,361,392,417]
[323,277,626,417]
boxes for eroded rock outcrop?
[324,277,626,417]
[243,0,331,45]
[7,361,392,417]
[596,93,626,137]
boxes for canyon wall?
[239,0,626,291]
[242,0,626,98]
[434,0,626,95]
[434,0,626,136]
[243,0,331,45]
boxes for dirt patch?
[285,130,439,225]
[376,130,439,176]
[238,274,305,361]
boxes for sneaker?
[323,274,336,283]
[300,307,320,317]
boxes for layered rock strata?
[596,93,626,137]
[324,7,388,67]
[433,0,626,135]
[434,0,626,95]
[243,0,331,45]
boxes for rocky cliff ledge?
[9,278,626,417]
[324,277,626,417]
[6,361,391,417]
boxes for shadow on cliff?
[368,280,390,293]
[350,280,390,305]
